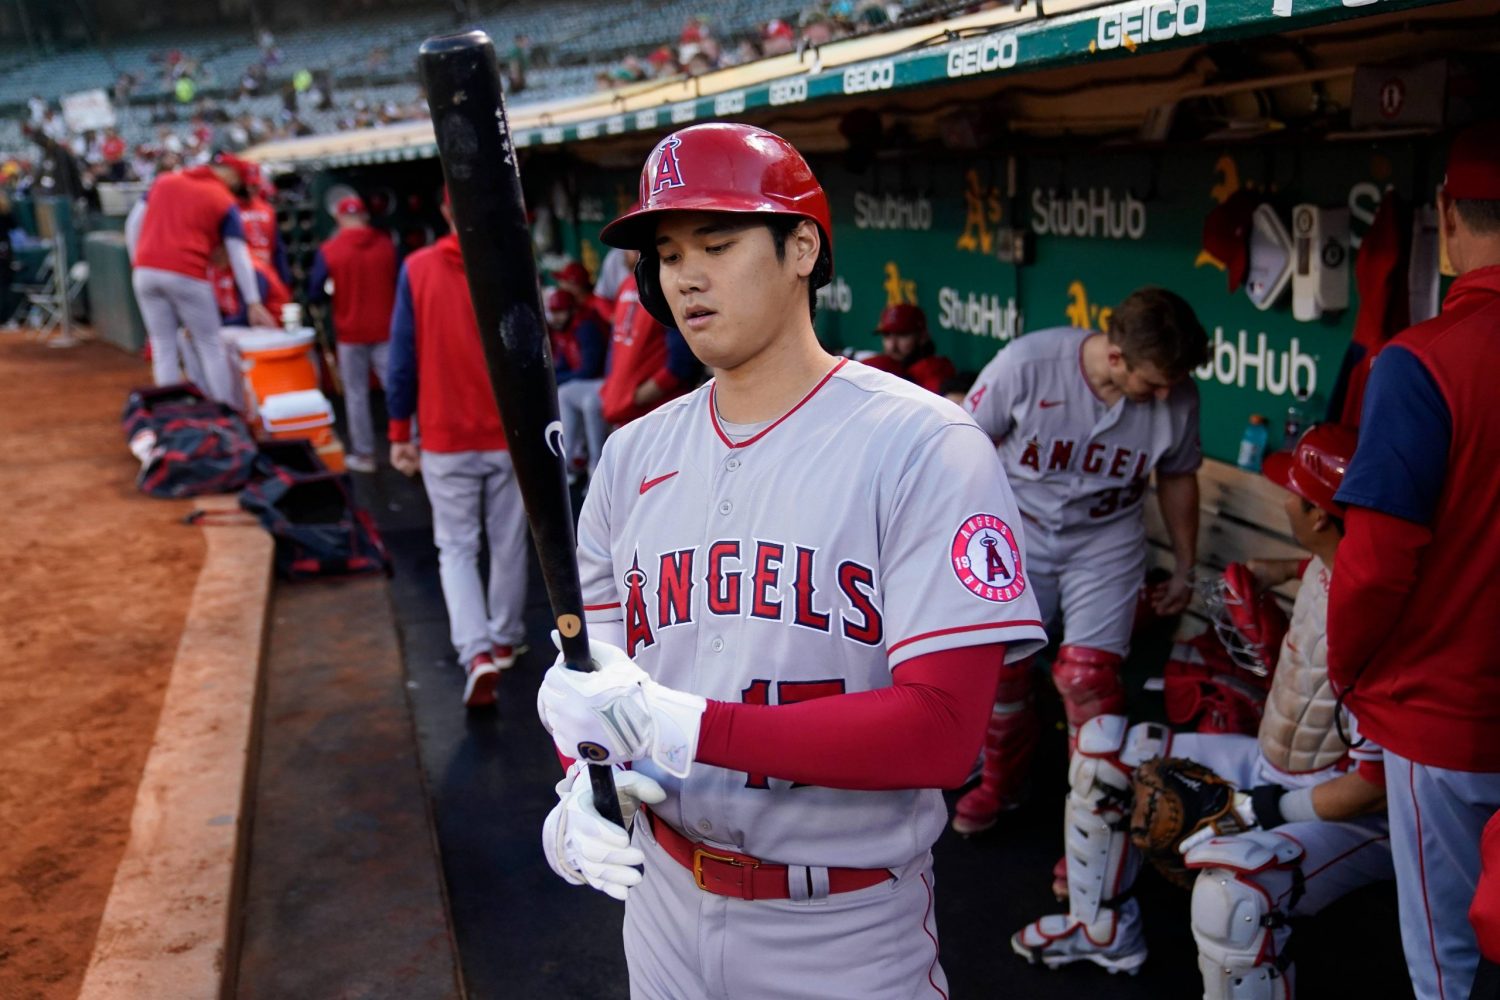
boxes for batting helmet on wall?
[600,123,833,327]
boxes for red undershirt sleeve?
[1328,506,1431,690]
[693,643,1005,791]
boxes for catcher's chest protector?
[1257,558,1346,773]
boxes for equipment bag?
[238,469,391,580]
[123,382,261,498]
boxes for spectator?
[386,194,529,708]
[1328,121,1500,1000]
[308,195,398,474]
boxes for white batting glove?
[536,632,706,778]
[1178,790,1260,856]
[541,763,666,902]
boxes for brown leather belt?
[646,811,891,901]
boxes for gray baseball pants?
[420,448,529,664]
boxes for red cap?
[1201,189,1258,293]
[859,353,907,376]
[545,288,576,312]
[551,261,591,288]
[1443,121,1500,200]
[1261,423,1358,515]
[211,151,257,188]
[601,123,832,281]
[875,303,926,336]
[765,18,794,40]
[335,195,366,217]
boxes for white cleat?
[1011,914,1147,975]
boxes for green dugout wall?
[558,133,1442,464]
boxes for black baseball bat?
[419,30,623,828]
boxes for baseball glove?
[1129,756,1253,888]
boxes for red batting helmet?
[600,123,833,327]
[1261,422,1357,516]
[875,304,926,336]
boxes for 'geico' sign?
[946,34,1018,78]
[844,60,895,95]
[1096,0,1205,50]
[769,78,808,106]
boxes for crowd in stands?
[0,0,972,198]
[593,2,908,89]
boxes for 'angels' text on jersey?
[620,542,882,656]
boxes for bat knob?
[419,29,493,57]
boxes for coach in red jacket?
[308,195,397,473]
[1329,121,1500,1000]
[386,202,528,710]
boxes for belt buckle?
[692,846,758,895]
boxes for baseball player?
[1012,423,1392,999]
[307,195,398,473]
[533,123,1047,999]
[126,159,275,404]
[598,250,701,426]
[208,243,290,326]
[860,304,956,394]
[386,197,528,708]
[212,152,290,284]
[545,287,609,481]
[1328,121,1500,1000]
[953,288,1207,835]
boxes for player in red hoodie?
[385,200,528,709]
[308,195,398,472]
[126,161,274,403]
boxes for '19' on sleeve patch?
[950,514,1026,603]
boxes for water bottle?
[1283,404,1304,445]
[1237,414,1269,471]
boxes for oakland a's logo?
[950,513,1026,603]
[647,135,686,197]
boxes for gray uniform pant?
[132,267,237,405]
[1385,750,1500,1000]
[624,817,949,1000]
[420,449,529,664]
[1023,517,1146,656]
[557,377,607,475]
[336,340,389,460]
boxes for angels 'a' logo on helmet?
[646,135,686,198]
[950,513,1026,603]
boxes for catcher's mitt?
[1129,756,1252,888]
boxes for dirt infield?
[0,336,204,999]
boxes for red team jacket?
[599,275,687,425]
[133,167,238,280]
[1330,265,1500,771]
[386,234,506,453]
[317,225,398,344]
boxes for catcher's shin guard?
[1185,832,1304,1000]
[1052,645,1126,751]
[1011,715,1166,973]
[952,656,1039,835]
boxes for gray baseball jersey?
[577,358,1047,870]
[966,327,1201,535]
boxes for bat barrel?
[421,29,620,825]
